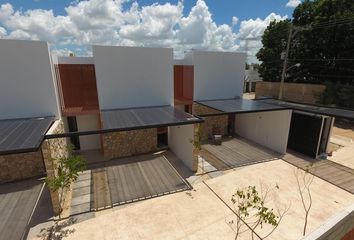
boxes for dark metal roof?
[102,105,202,130]
[195,98,289,116]
[46,106,203,139]
[259,99,354,120]
[0,117,54,155]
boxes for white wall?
[93,46,173,109]
[168,124,195,171]
[0,39,60,119]
[235,110,292,154]
[76,114,101,150]
[191,51,246,101]
[56,56,94,64]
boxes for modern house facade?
[1,39,352,183]
[1,39,354,219]
[0,40,62,183]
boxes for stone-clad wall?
[41,120,69,215]
[193,103,229,141]
[0,150,45,183]
[103,128,158,159]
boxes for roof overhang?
[46,105,203,139]
[258,99,354,121]
[0,116,54,155]
[195,98,289,117]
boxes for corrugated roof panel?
[0,117,54,154]
[101,105,202,130]
[259,99,354,120]
[196,98,288,116]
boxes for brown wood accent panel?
[56,64,99,115]
[174,65,193,105]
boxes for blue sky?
[0,0,300,60]
[1,0,295,24]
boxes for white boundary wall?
[93,46,173,109]
[235,110,292,154]
[186,51,246,101]
[0,39,60,119]
[168,125,195,171]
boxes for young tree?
[295,167,314,236]
[229,185,290,240]
[45,146,86,218]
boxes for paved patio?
[70,151,190,216]
[201,137,282,170]
[283,151,354,194]
[46,160,354,240]
[0,179,43,240]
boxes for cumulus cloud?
[286,0,301,8]
[232,16,239,26]
[237,13,287,62]
[0,0,287,62]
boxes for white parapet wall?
[168,124,195,171]
[186,50,246,101]
[0,39,60,119]
[235,110,292,154]
[93,45,173,109]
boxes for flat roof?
[259,99,354,120]
[195,98,288,116]
[46,106,202,139]
[0,116,54,155]
[102,105,202,130]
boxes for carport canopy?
[259,99,354,121]
[195,98,288,116]
[46,105,203,138]
[102,105,202,130]
[0,116,54,154]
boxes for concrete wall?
[302,203,354,240]
[76,114,101,150]
[0,39,60,119]
[190,51,246,101]
[235,110,292,154]
[93,46,173,109]
[168,125,195,171]
[255,82,326,104]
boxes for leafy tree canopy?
[257,0,354,85]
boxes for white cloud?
[0,3,13,22]
[0,1,287,62]
[286,0,301,8]
[237,13,287,62]
[0,26,6,37]
[232,16,238,26]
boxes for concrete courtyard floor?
[28,157,354,240]
[329,134,354,170]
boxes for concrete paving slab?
[205,160,354,240]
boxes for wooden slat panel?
[0,180,42,240]
[284,152,354,194]
[56,64,99,113]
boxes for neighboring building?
[244,65,262,92]
[51,45,202,171]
